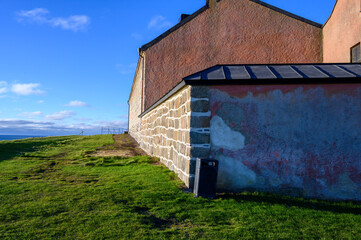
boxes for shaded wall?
[209,84,361,200]
[144,0,322,109]
[128,59,143,143]
[323,0,361,63]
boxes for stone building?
[128,0,361,200]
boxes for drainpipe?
[138,49,145,113]
[127,100,130,132]
[206,0,219,8]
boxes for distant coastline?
[0,135,46,141]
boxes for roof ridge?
[139,0,322,52]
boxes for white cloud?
[148,15,172,30]
[16,8,90,32]
[0,81,8,94]
[45,111,75,120]
[131,32,142,40]
[95,120,128,128]
[0,118,128,136]
[16,8,49,23]
[20,111,43,119]
[11,83,45,96]
[51,15,90,32]
[37,100,44,104]
[66,100,89,107]
[116,63,137,75]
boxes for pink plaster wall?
[209,84,361,200]
[323,0,361,63]
[144,0,322,109]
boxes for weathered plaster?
[210,84,361,200]
[323,0,361,62]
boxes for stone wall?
[143,0,322,109]
[323,0,361,63]
[140,86,211,188]
[209,84,361,201]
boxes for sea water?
[0,135,45,141]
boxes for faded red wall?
[144,0,322,109]
[209,84,361,200]
[323,0,361,63]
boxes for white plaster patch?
[210,116,245,151]
[217,156,257,190]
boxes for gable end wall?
[143,0,322,110]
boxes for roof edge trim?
[139,81,186,118]
[139,63,361,118]
[140,6,208,52]
[128,56,143,102]
[323,0,339,26]
[139,0,322,52]
[249,0,322,28]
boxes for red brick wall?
[144,0,322,109]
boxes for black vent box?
[193,158,219,198]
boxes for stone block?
[190,146,210,158]
[182,106,186,115]
[180,116,187,129]
[173,130,178,141]
[180,143,186,155]
[191,100,210,112]
[181,157,187,172]
[190,116,210,128]
[186,101,191,112]
[184,132,190,144]
[174,119,180,129]
[167,129,173,139]
[191,86,209,98]
[190,132,210,144]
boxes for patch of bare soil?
[90,134,147,157]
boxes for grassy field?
[0,135,360,239]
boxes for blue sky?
[0,0,336,136]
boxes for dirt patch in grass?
[90,134,147,157]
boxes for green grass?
[0,135,360,239]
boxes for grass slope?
[0,135,360,239]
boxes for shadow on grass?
[220,192,361,215]
[0,139,56,162]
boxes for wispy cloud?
[95,120,128,128]
[0,81,8,95]
[66,100,89,107]
[0,119,128,136]
[37,100,44,104]
[11,83,45,96]
[116,63,137,75]
[45,111,75,120]
[51,16,90,32]
[20,111,43,119]
[16,8,49,23]
[131,32,142,40]
[16,8,90,32]
[148,15,172,30]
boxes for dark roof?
[139,0,322,52]
[140,63,361,117]
[183,64,361,84]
